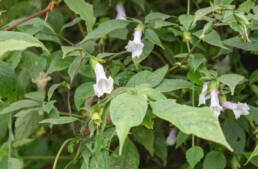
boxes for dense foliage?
[0,0,258,169]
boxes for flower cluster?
[198,82,250,119]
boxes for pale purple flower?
[210,89,223,117]
[222,101,250,119]
[93,63,114,97]
[125,29,144,58]
[116,4,126,20]
[166,129,176,146]
[198,82,209,106]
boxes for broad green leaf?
[216,0,233,5]
[186,146,204,169]
[193,6,219,25]
[218,74,245,95]
[97,52,115,59]
[48,81,70,101]
[0,114,9,139]
[61,46,83,58]
[176,131,189,148]
[222,119,246,153]
[145,28,164,49]
[179,14,194,30]
[68,56,83,82]
[203,151,226,169]
[0,31,48,57]
[156,79,194,92]
[47,51,74,74]
[151,100,232,151]
[238,0,255,13]
[223,36,258,51]
[0,100,40,115]
[24,91,44,102]
[15,110,40,139]
[110,93,147,154]
[245,144,258,165]
[154,125,168,166]
[133,40,154,66]
[40,116,78,125]
[194,30,228,49]
[110,138,140,169]
[64,0,95,32]
[89,150,110,169]
[136,84,166,101]
[0,61,18,101]
[8,158,23,169]
[187,53,206,71]
[250,70,258,84]
[132,126,155,156]
[187,70,204,85]
[127,65,168,87]
[74,82,95,110]
[81,20,129,42]
[145,12,171,23]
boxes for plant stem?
[192,87,195,147]
[52,138,74,169]
[107,50,128,61]
[169,39,201,72]
[0,1,60,31]
[187,0,191,15]
[60,112,84,119]
[22,155,73,160]
[8,113,12,158]
[152,51,168,65]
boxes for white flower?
[93,63,114,97]
[166,129,176,146]
[222,101,250,119]
[198,82,209,106]
[32,72,51,96]
[210,89,223,117]
[125,29,144,59]
[116,4,126,20]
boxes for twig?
[107,50,128,61]
[0,1,60,31]
[52,138,74,169]
[169,39,201,72]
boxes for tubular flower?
[116,4,126,20]
[222,101,250,119]
[32,72,51,97]
[93,63,114,97]
[125,27,144,59]
[166,129,177,146]
[210,89,223,117]
[198,82,209,106]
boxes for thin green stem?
[8,112,12,158]
[192,135,195,147]
[52,138,74,169]
[107,50,128,61]
[187,0,191,15]
[60,112,84,119]
[192,87,195,147]
[169,39,201,72]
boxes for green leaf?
[145,12,171,23]
[89,150,110,169]
[0,114,9,139]
[0,100,40,115]
[40,116,78,125]
[110,138,140,169]
[68,56,83,82]
[48,81,69,101]
[136,84,166,101]
[61,46,83,58]
[81,19,129,42]
[179,14,194,30]
[193,6,219,25]
[145,28,164,49]
[216,0,233,5]
[127,65,168,87]
[218,74,245,95]
[24,91,44,102]
[222,119,246,153]
[15,110,40,139]
[0,61,18,101]
[238,0,255,13]
[186,146,204,169]
[0,31,48,57]
[250,70,258,84]
[110,93,147,154]
[245,144,258,165]
[74,82,95,110]
[8,158,23,169]
[194,30,228,49]
[203,151,226,169]
[47,51,73,74]
[156,79,194,92]
[64,0,95,32]
[154,126,168,166]
[176,131,189,148]
[132,126,155,156]
[223,36,258,51]
[187,53,206,71]
[151,100,232,151]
